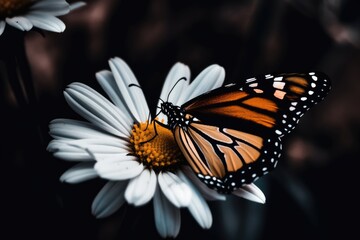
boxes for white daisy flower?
[0,0,86,36]
[47,57,265,238]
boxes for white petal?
[158,172,192,208]
[5,17,33,31]
[0,21,6,35]
[47,139,131,162]
[25,13,65,32]
[178,64,225,104]
[109,57,150,123]
[92,181,127,218]
[232,183,266,204]
[51,152,91,161]
[177,170,212,229]
[69,2,87,11]
[156,62,190,119]
[49,133,130,151]
[181,166,226,201]
[94,158,144,181]
[30,0,70,16]
[153,186,181,238]
[60,162,98,183]
[68,82,133,131]
[187,192,212,229]
[53,152,128,162]
[48,141,93,161]
[96,70,132,119]
[125,169,157,206]
[65,139,129,153]
[49,119,122,140]
[64,83,131,138]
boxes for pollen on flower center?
[130,120,185,171]
[0,0,36,17]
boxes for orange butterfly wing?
[165,72,331,192]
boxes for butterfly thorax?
[160,102,193,130]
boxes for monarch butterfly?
[158,72,331,193]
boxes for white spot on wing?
[246,78,256,83]
[273,82,286,89]
[274,90,286,99]
[225,83,236,87]
[254,89,264,94]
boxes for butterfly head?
[160,101,190,129]
[160,101,174,115]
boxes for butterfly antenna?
[142,109,164,139]
[166,77,187,102]
[127,83,155,139]
[143,110,152,131]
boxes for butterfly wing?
[174,120,281,193]
[241,72,331,136]
[175,72,331,192]
[183,72,331,137]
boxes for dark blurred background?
[1,0,359,239]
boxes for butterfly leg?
[139,119,170,144]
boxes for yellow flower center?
[130,120,185,171]
[0,0,36,17]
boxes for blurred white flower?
[0,0,85,36]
